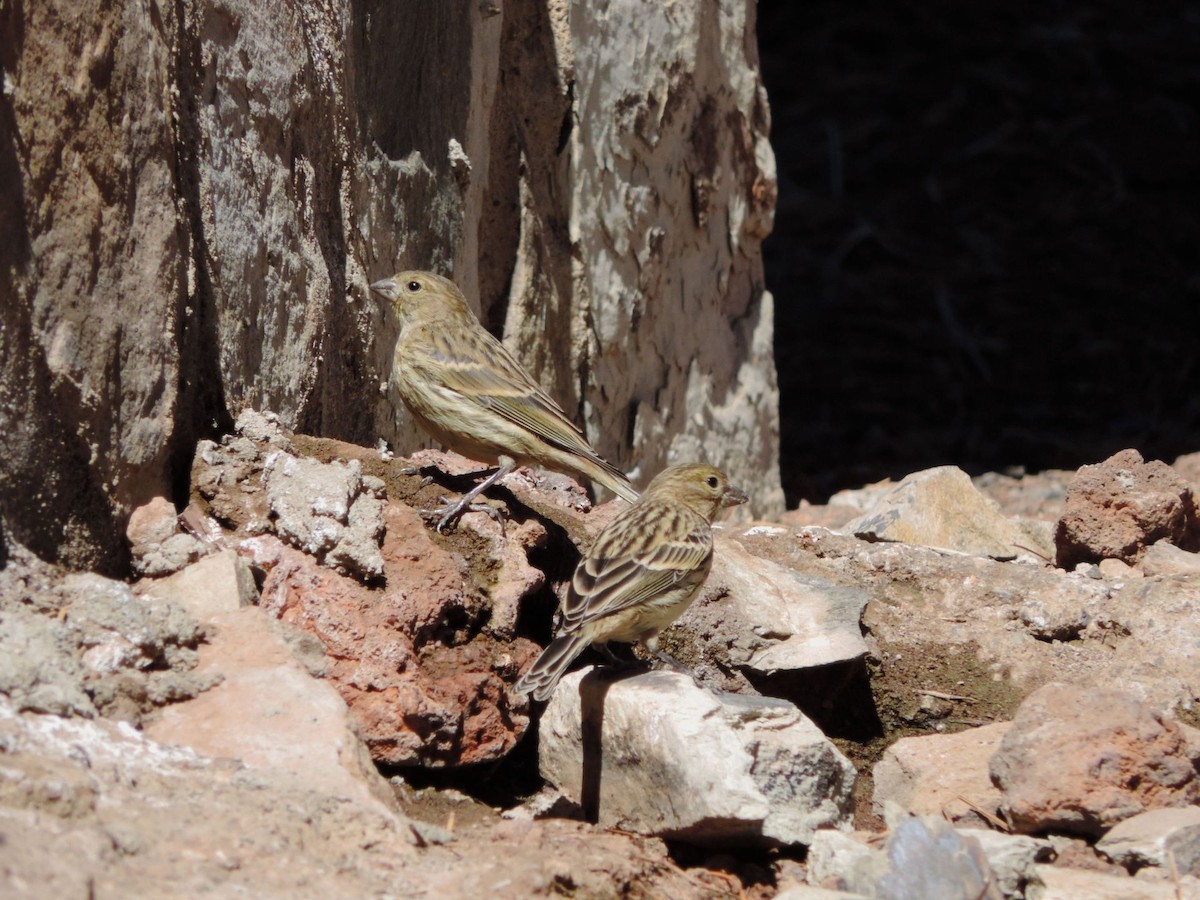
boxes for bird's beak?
[369,277,397,302]
[722,486,749,508]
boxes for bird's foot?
[421,496,505,533]
[652,650,703,688]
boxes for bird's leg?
[423,458,515,533]
[643,634,704,688]
[593,642,645,668]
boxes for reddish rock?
[247,503,540,768]
[1055,449,1200,569]
[989,682,1200,837]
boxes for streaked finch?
[513,463,748,701]
[370,270,639,530]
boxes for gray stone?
[538,668,855,847]
[1097,806,1200,875]
[137,532,209,578]
[842,466,1052,561]
[264,452,385,580]
[806,830,888,895]
[0,604,94,717]
[959,828,1054,899]
[876,816,1002,900]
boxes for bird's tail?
[512,633,590,702]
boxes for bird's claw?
[420,496,505,533]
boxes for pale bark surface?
[0,0,781,569]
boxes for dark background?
[757,0,1200,505]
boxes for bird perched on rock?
[513,463,748,701]
[370,270,639,531]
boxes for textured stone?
[876,816,1002,900]
[135,549,258,620]
[1097,806,1200,875]
[1055,449,1200,568]
[842,465,1053,560]
[990,682,1200,836]
[265,452,386,581]
[126,497,180,559]
[959,829,1054,899]
[2,0,781,569]
[537,669,855,847]
[146,606,395,811]
[1031,864,1200,899]
[806,830,888,895]
[872,723,1009,828]
[675,531,870,677]
[249,515,539,767]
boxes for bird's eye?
[406,280,422,292]
[706,476,719,489]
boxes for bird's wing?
[562,504,712,631]
[419,327,604,458]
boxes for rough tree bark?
[0,0,782,572]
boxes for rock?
[801,523,1200,721]
[127,495,210,576]
[1031,864,1200,899]
[0,696,424,897]
[135,549,258,620]
[958,829,1055,899]
[778,886,870,899]
[0,603,95,717]
[1175,452,1200,488]
[806,829,888,895]
[1097,807,1200,875]
[264,452,386,581]
[146,606,396,811]
[1055,448,1200,568]
[126,497,179,555]
[464,515,549,640]
[989,682,1200,836]
[808,818,1030,899]
[841,465,1053,561]
[674,532,870,677]
[1099,556,1142,580]
[872,723,1009,828]
[537,668,855,847]
[3,0,781,570]
[972,469,1073,522]
[248,517,539,767]
[1140,541,1200,576]
[875,816,1002,900]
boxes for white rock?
[806,830,887,895]
[1030,864,1200,899]
[538,669,854,846]
[679,536,869,675]
[1097,806,1200,875]
[959,828,1054,899]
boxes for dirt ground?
[758,0,1200,505]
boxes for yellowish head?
[642,463,749,522]
[369,270,475,328]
